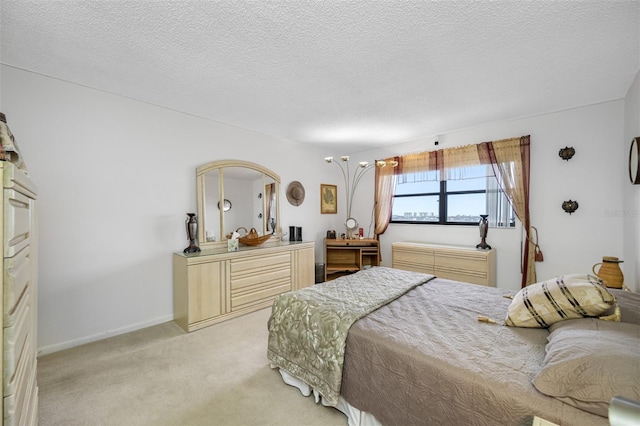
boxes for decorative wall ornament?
[558,146,575,161]
[286,181,305,206]
[562,200,579,214]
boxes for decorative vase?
[183,213,201,253]
[592,256,624,288]
[476,214,491,250]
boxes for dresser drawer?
[20,367,38,426]
[392,244,435,274]
[434,266,489,286]
[230,254,291,311]
[3,348,35,426]
[23,373,38,426]
[230,264,291,311]
[392,247,435,266]
[4,190,32,258]
[230,265,291,292]
[2,163,37,199]
[230,253,291,289]
[4,246,30,319]
[392,262,435,275]
[230,280,291,311]
[230,252,290,275]
[3,290,31,390]
[435,251,487,272]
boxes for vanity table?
[324,238,380,281]
[174,159,314,332]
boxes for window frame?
[391,181,488,226]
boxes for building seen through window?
[391,165,515,227]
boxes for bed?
[267,266,640,426]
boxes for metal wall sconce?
[562,200,579,214]
[559,146,575,161]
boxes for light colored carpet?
[37,308,347,426]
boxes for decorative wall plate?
[217,199,232,211]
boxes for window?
[391,165,515,227]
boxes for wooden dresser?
[392,242,496,286]
[1,162,38,426]
[324,238,380,281]
[173,241,314,332]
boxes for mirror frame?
[196,160,281,250]
[345,218,358,230]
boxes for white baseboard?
[37,314,175,356]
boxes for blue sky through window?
[392,165,493,222]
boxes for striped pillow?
[505,274,616,328]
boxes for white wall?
[2,64,634,353]
[2,66,349,353]
[354,100,626,291]
[624,70,640,292]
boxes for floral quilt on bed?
[267,266,434,405]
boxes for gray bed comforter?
[340,277,607,426]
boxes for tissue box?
[227,238,239,252]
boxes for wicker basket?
[238,227,271,246]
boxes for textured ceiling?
[1,1,639,152]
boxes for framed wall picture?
[320,184,337,214]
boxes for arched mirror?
[196,160,281,249]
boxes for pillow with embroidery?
[505,274,615,328]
